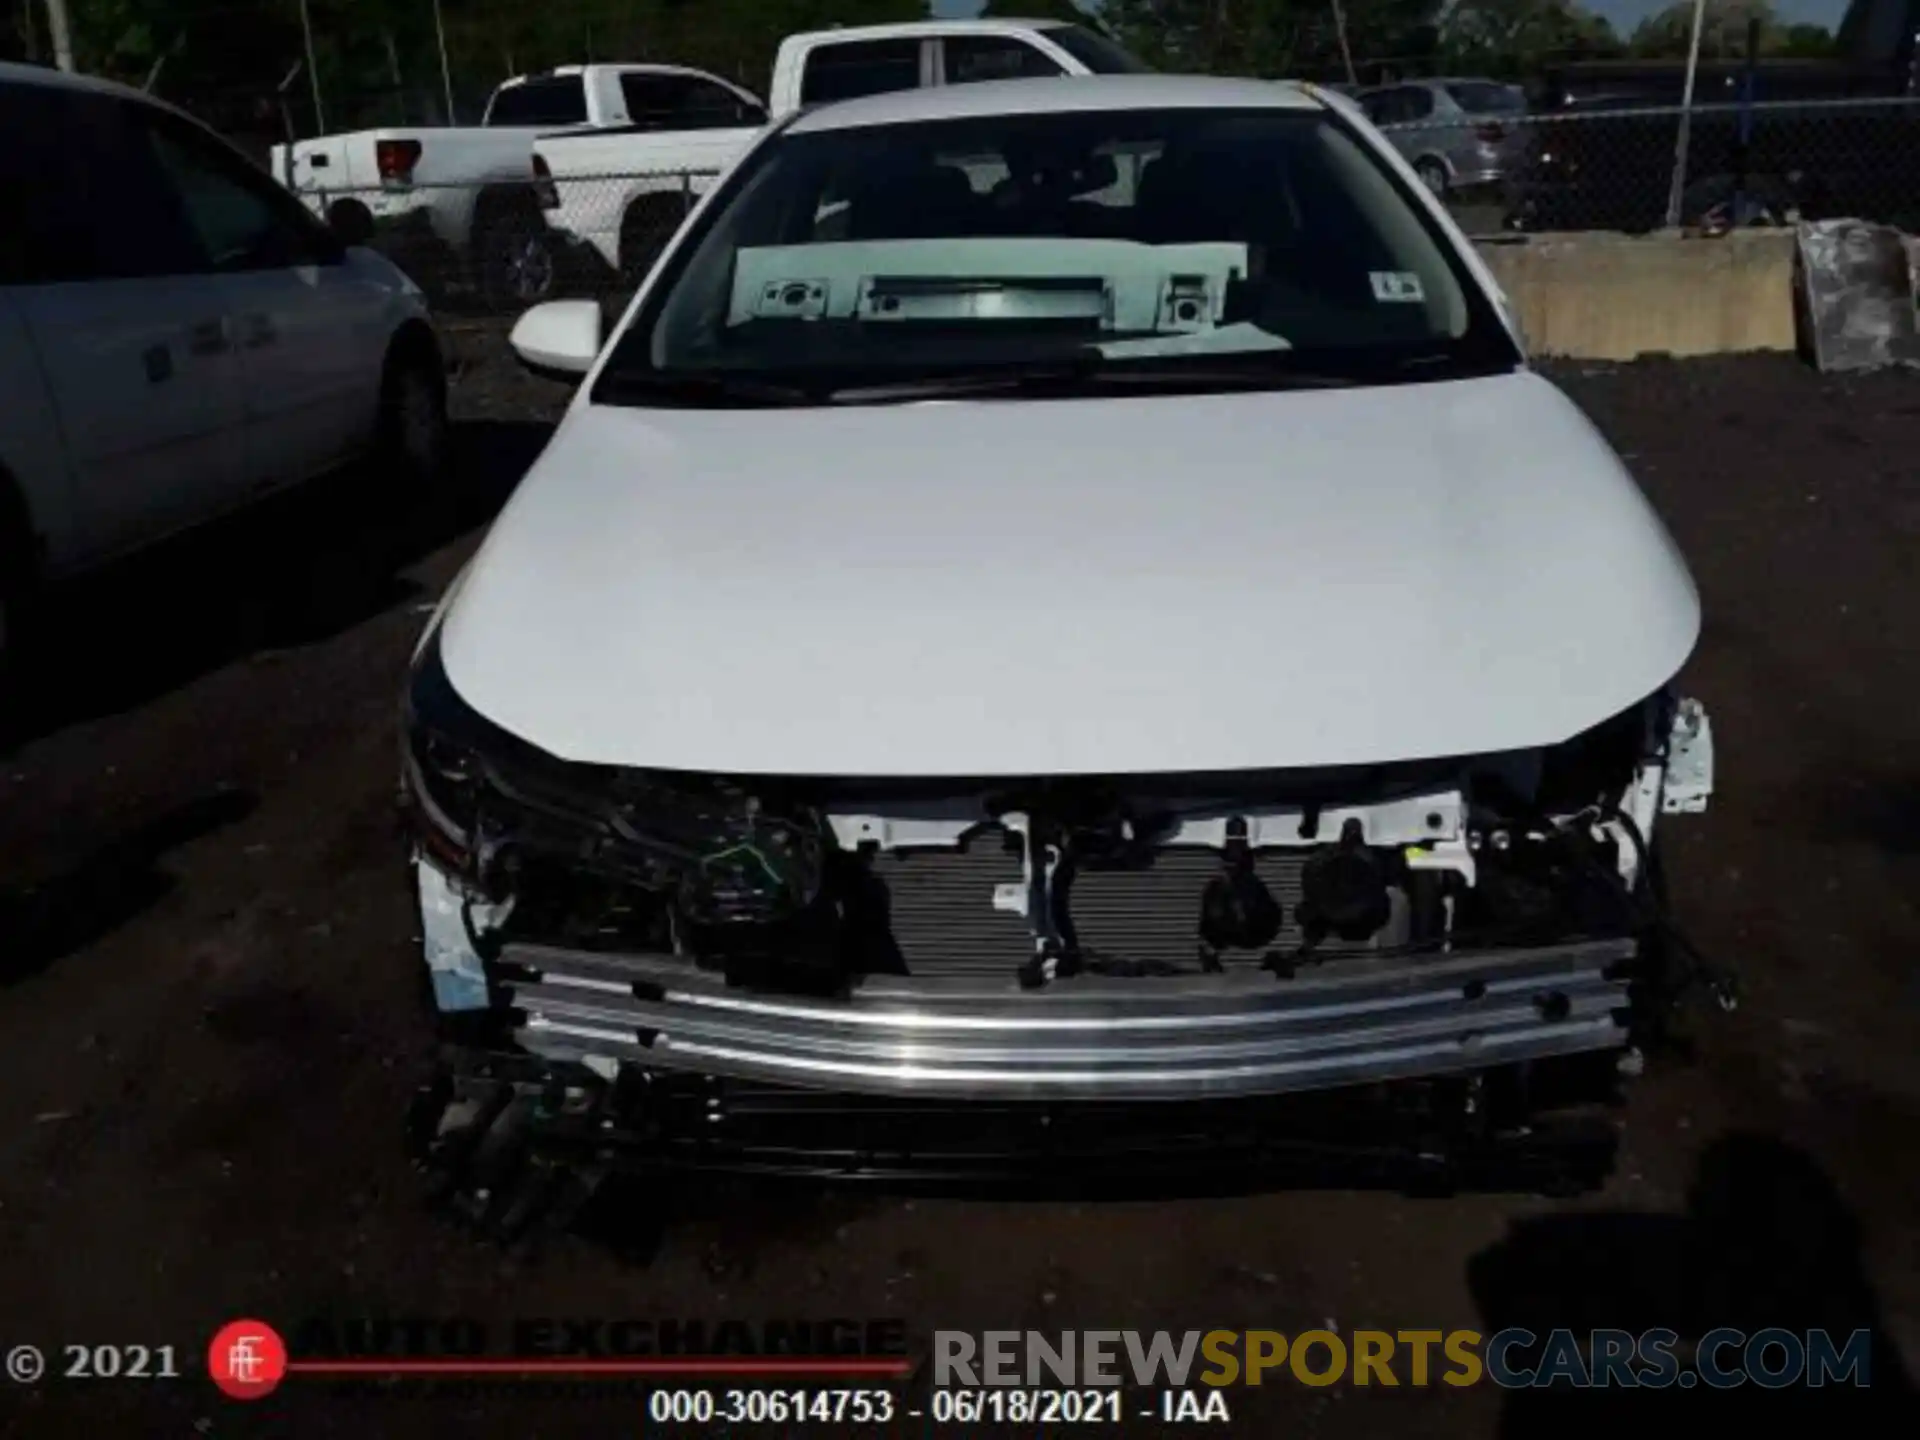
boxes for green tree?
[1104,0,1444,78]
[1774,20,1837,56]
[1439,0,1620,74]
[1629,0,1780,58]
[52,0,935,130]
[980,0,1095,22]
[55,0,335,139]
[471,0,929,93]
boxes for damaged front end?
[400,631,1717,1216]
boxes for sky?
[1572,0,1848,28]
[928,0,1855,35]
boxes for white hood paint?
[439,372,1700,776]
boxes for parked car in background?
[403,75,1714,1225]
[271,65,757,305]
[769,14,1149,109]
[1356,77,1527,197]
[1507,0,1920,232]
[0,62,443,682]
[535,17,1151,287]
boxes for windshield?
[598,105,1518,406]
[1042,25,1154,74]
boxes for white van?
[0,63,443,680]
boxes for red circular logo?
[207,1319,287,1400]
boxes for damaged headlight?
[401,637,489,874]
[404,730,482,871]
[603,775,827,926]
[402,633,827,927]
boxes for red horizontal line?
[284,1358,914,1377]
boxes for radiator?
[869,834,1349,978]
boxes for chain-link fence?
[284,167,722,314]
[1378,94,1920,238]
[282,93,1920,320]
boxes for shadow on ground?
[543,1071,1629,1268]
[3,420,548,751]
[0,788,258,985]
[1469,1132,1916,1431]
[1813,772,1920,857]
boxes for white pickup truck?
[270,65,767,304]
[533,18,1148,285]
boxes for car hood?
[439,370,1699,776]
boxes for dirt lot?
[1,337,1917,1436]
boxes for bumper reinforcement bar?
[499,937,1636,1102]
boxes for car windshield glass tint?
[487,78,587,126]
[1041,25,1153,74]
[601,106,1517,403]
[800,40,921,105]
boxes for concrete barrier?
[1474,230,1798,361]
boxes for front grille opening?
[497,828,1422,981]
[870,841,1400,979]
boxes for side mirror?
[509,300,602,382]
[325,200,375,248]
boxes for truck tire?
[619,193,692,290]
[324,197,374,242]
[476,209,559,309]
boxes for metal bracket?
[1662,697,1714,814]
[418,856,512,1013]
[1157,273,1215,332]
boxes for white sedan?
[403,75,1713,1215]
[0,62,445,680]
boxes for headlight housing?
[402,724,482,874]
[401,629,493,876]
[401,633,827,926]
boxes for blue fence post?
[1733,17,1760,225]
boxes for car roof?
[1360,76,1515,92]
[0,58,226,137]
[0,58,147,103]
[787,17,1081,44]
[502,63,724,84]
[785,73,1325,135]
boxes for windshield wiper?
[826,358,1107,404]
[1083,350,1498,391]
[595,371,819,407]
[828,358,1401,404]
[603,350,1495,409]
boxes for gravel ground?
[1,332,1917,1436]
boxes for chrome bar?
[502,938,1634,1102]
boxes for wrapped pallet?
[1795,219,1920,372]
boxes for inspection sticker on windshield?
[1370,271,1426,303]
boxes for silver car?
[1357,78,1527,196]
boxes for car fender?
[338,249,440,443]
